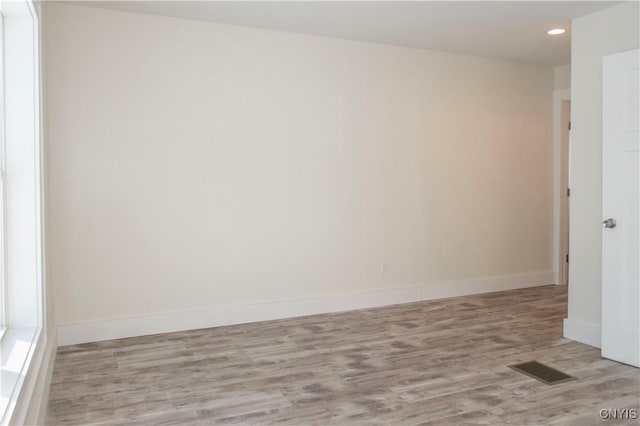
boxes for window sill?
[0,327,40,424]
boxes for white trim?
[31,0,45,342]
[58,271,553,346]
[0,327,39,425]
[36,335,57,425]
[3,330,56,426]
[0,10,7,333]
[552,88,571,285]
[563,317,601,348]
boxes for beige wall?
[554,64,571,90]
[45,3,554,330]
[566,1,639,343]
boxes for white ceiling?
[74,1,621,65]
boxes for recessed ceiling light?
[547,28,566,35]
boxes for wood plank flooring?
[47,285,639,425]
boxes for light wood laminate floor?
[48,285,639,425]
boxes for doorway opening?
[559,99,571,286]
[554,88,571,287]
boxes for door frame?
[553,89,571,285]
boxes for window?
[0,0,45,423]
[0,6,6,340]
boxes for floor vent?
[509,361,575,385]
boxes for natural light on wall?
[0,0,45,424]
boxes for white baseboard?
[57,271,553,346]
[563,317,601,348]
[421,272,554,299]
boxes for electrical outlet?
[380,261,389,276]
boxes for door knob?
[603,218,617,228]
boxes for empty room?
[0,0,638,424]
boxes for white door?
[602,48,639,367]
